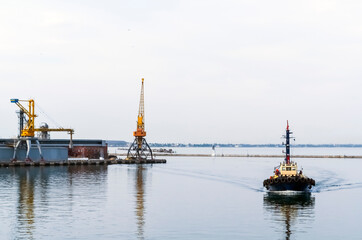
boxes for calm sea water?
[1,147,362,239]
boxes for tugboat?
[263,121,315,191]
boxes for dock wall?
[68,146,108,159]
[0,138,108,162]
[0,146,68,162]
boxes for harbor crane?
[10,98,74,162]
[126,78,154,160]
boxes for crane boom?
[134,78,146,137]
[34,128,74,133]
[35,128,74,148]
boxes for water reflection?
[263,192,315,240]
[67,165,108,185]
[16,168,36,240]
[130,165,147,240]
[10,166,107,239]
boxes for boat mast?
[285,120,291,164]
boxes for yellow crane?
[126,78,153,160]
[11,99,36,137]
[10,98,75,162]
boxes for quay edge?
[0,138,166,166]
[0,159,167,168]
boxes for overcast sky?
[1,0,362,144]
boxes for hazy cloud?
[1,0,362,144]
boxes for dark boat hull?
[267,182,310,191]
[263,176,315,192]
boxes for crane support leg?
[126,137,153,161]
[11,137,44,163]
[69,132,73,149]
[36,139,45,162]
[11,140,21,162]
[25,139,32,163]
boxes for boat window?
[292,168,296,171]
[282,167,286,171]
[286,167,291,171]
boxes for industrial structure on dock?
[126,78,154,160]
[0,99,108,163]
[0,78,166,166]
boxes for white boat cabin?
[277,162,298,176]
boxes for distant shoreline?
[113,153,362,159]
[108,142,362,148]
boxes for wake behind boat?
[263,121,315,191]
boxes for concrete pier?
[0,158,167,168]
